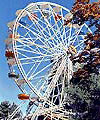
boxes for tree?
[64,0,100,120]
[0,101,23,120]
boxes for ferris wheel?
[5,2,92,119]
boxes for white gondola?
[17,79,26,86]
[64,12,73,20]
[7,58,16,66]
[42,11,50,18]
[7,20,19,29]
[90,48,100,52]
[53,6,61,13]
[67,23,80,28]
[4,38,13,45]
[73,24,80,28]
[16,9,27,17]
[7,20,15,29]
[27,4,38,12]
[40,4,49,10]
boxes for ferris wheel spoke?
[38,80,47,93]
[20,27,41,45]
[40,11,62,47]
[28,13,50,39]
[63,26,77,47]
[15,43,40,54]
[65,29,77,42]
[51,6,67,47]
[37,7,62,45]
[26,8,55,42]
[49,6,64,44]
[75,41,85,52]
[18,23,51,49]
[28,58,59,81]
[23,23,35,37]
[40,17,58,47]
[26,11,54,49]
[63,28,70,45]
[19,37,35,40]
[26,35,60,56]
[60,8,67,46]
[40,13,64,47]
[21,21,38,38]
[34,79,46,90]
[64,25,82,46]
[84,23,92,33]
[25,27,52,55]
[17,47,63,79]
[51,25,64,46]
[17,36,55,55]
[17,51,33,60]
[15,39,46,55]
[16,47,47,55]
[75,39,85,49]
[18,37,39,45]
[26,63,38,78]
[71,24,85,45]
[68,26,72,46]
[26,58,49,78]
[30,75,47,82]
[20,58,52,66]
[19,36,54,51]
[19,53,58,61]
[31,25,55,49]
[25,56,51,78]
[17,52,39,72]
[17,53,37,67]
[53,23,64,45]
[29,54,50,80]
[46,23,65,47]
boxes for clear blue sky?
[0,0,97,111]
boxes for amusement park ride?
[5,0,100,119]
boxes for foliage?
[0,101,23,120]
[64,0,100,119]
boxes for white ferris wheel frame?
[12,2,92,114]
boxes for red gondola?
[64,19,72,26]
[9,34,20,39]
[18,94,30,100]
[9,34,14,38]
[54,14,62,21]
[28,13,37,21]
[5,50,15,58]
